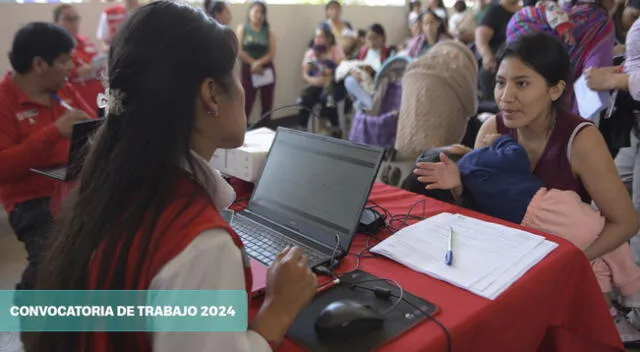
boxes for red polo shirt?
[103,5,127,41]
[0,74,95,212]
[69,36,104,114]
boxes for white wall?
[0,2,408,120]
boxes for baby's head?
[453,0,467,13]
[409,0,422,13]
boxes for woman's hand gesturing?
[413,153,462,193]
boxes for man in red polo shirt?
[0,22,93,290]
[96,0,140,52]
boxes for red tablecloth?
[230,180,623,352]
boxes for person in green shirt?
[473,0,491,23]
[236,1,277,126]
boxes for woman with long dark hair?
[427,0,448,24]
[320,0,354,56]
[344,23,394,112]
[414,34,639,342]
[296,25,345,136]
[236,1,277,124]
[24,2,316,351]
[417,33,637,261]
[406,10,451,58]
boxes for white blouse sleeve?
[150,229,272,352]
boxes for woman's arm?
[475,26,495,70]
[571,126,639,260]
[255,30,277,67]
[302,62,314,84]
[150,230,280,351]
[235,25,256,65]
[584,66,632,94]
[412,103,500,198]
[458,29,475,44]
[301,61,323,87]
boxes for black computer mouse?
[314,299,384,339]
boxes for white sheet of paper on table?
[370,212,558,300]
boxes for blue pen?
[50,94,75,111]
[445,226,454,266]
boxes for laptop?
[221,209,269,297]
[230,128,384,295]
[30,119,104,182]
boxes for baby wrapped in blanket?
[457,135,640,303]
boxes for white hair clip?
[96,88,126,116]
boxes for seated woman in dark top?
[414,33,640,342]
[413,33,638,263]
[296,26,345,137]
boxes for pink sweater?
[522,188,640,296]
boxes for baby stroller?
[348,55,413,149]
[378,40,479,187]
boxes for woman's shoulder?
[548,109,595,161]
[557,109,592,130]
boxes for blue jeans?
[344,76,373,112]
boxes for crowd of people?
[4,0,640,350]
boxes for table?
[230,179,624,352]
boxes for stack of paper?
[574,74,612,122]
[370,213,558,300]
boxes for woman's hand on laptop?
[55,110,91,138]
[413,153,462,194]
[252,246,317,346]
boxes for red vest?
[82,175,252,351]
[105,5,127,39]
[357,46,390,63]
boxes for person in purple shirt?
[585,12,640,333]
[584,10,640,212]
[506,0,615,116]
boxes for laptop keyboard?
[232,215,326,267]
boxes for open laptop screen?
[247,128,383,252]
